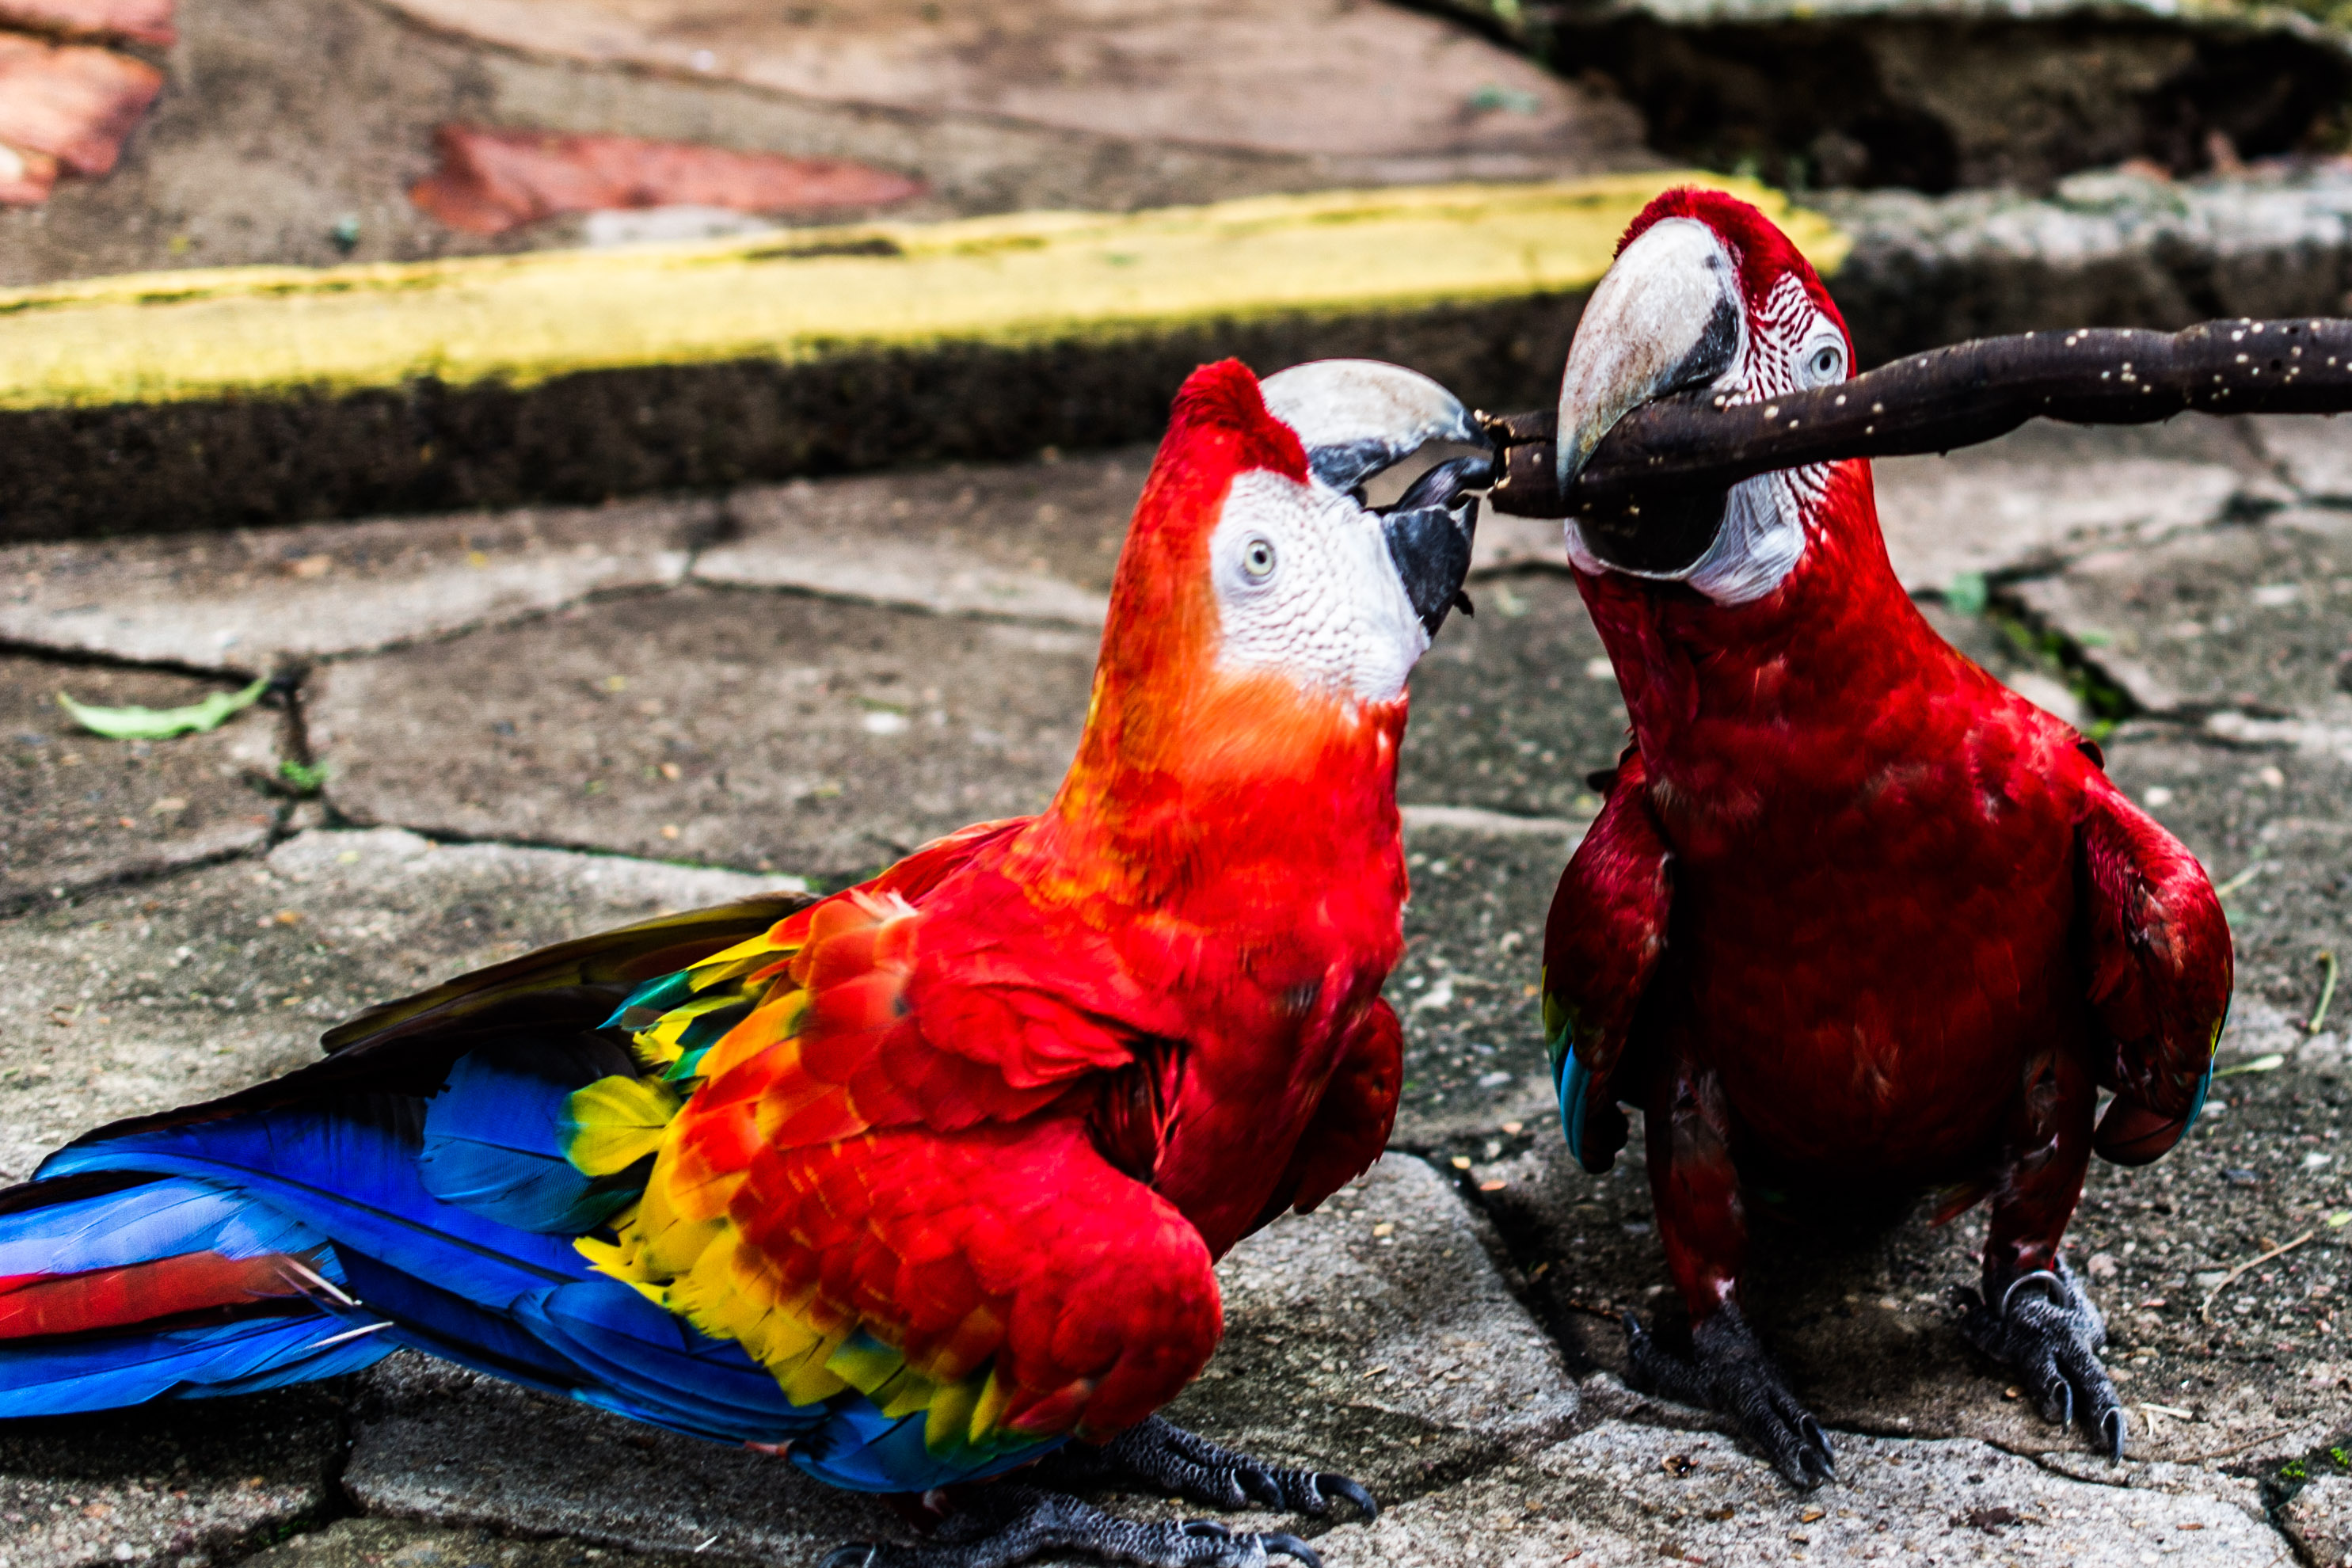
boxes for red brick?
[0,36,162,178]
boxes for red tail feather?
[0,1251,303,1338]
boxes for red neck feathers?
[1581,458,1965,820]
[1016,361,1409,919]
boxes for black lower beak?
[1381,455,1489,637]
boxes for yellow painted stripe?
[0,173,1848,411]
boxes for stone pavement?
[2,412,2350,1566]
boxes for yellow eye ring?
[1241,537,1277,580]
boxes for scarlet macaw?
[1539,189,2232,1484]
[0,357,1490,1567]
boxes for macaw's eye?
[1806,344,1844,383]
[1241,536,1277,580]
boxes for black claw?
[1260,1533,1322,1568]
[2103,1407,2126,1463]
[1799,1414,1836,1480]
[1322,1474,1378,1523]
[1079,1417,1376,1528]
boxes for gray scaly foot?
[1623,1300,1836,1489]
[1953,1257,2124,1461]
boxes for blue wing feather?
[416,1042,642,1234]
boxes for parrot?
[0,356,1494,1568]
[1536,188,2233,1486]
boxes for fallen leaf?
[59,676,268,740]
[0,0,176,46]
[410,124,923,235]
[0,35,162,177]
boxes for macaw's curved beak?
[1556,217,1744,576]
[1259,359,1490,637]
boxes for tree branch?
[1482,317,2352,519]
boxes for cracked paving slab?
[1163,1154,1579,1502]
[0,447,1559,683]
[0,1389,349,1568]
[1319,1421,2283,1566]
[1872,417,2272,598]
[1,653,283,908]
[690,451,1143,626]
[2011,505,2352,720]
[236,1518,765,1568]
[304,584,1097,881]
[0,498,709,673]
[0,824,771,1186]
[3,420,2348,1563]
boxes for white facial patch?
[1208,468,1429,706]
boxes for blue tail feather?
[3,1032,1056,1497]
[0,1311,394,1417]
[0,1175,317,1278]
[40,1095,592,1306]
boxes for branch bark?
[1483,317,2352,519]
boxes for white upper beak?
[1555,218,1745,493]
[1260,360,1486,494]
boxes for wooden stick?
[1484,317,2352,519]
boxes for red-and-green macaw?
[1539,189,2233,1484]
[0,358,1490,1568]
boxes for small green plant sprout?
[276,759,329,794]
